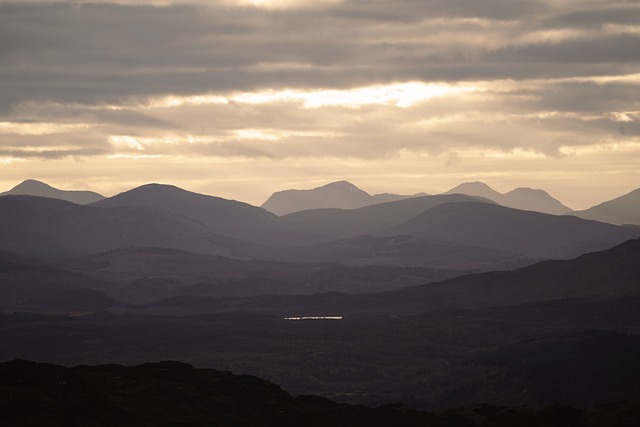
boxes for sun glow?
[0,122,92,135]
[148,82,477,111]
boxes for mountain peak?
[322,180,361,190]
[445,181,502,198]
[12,179,55,191]
[261,181,374,215]
[1,179,104,205]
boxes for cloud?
[0,0,638,209]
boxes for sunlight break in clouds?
[148,82,477,110]
[0,0,639,209]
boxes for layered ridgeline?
[153,236,640,317]
[0,179,104,205]
[0,250,117,311]
[91,183,320,245]
[570,188,640,226]
[443,181,572,215]
[383,202,636,259]
[3,240,640,412]
[1,183,638,268]
[261,180,426,215]
[261,180,572,216]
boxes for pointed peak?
[2,179,104,205]
[445,181,501,198]
[12,179,54,191]
[506,187,548,195]
[321,180,360,189]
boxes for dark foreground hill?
[1,359,639,427]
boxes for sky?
[1,0,639,209]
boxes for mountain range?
[261,180,572,216]
[443,181,572,214]
[3,179,639,227]
[261,180,426,215]
[152,236,640,318]
[1,182,638,268]
[2,179,640,414]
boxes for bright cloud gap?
[148,82,478,110]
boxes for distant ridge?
[92,183,323,245]
[261,181,424,215]
[0,179,104,205]
[444,181,571,215]
[385,201,640,259]
[570,188,640,225]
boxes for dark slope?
[397,235,640,311]
[281,194,492,240]
[0,195,233,259]
[570,188,640,225]
[386,202,639,259]
[0,249,117,311]
[6,359,636,427]
[61,247,467,303]
[148,237,640,317]
[248,234,533,270]
[93,183,323,244]
[0,179,104,205]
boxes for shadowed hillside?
[2,359,639,426]
[570,188,640,226]
[385,202,639,259]
[281,194,493,239]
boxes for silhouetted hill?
[253,234,533,271]
[154,237,640,317]
[2,359,638,426]
[281,194,492,240]
[445,181,571,214]
[60,247,468,303]
[371,192,428,204]
[0,179,104,205]
[261,181,427,215]
[386,202,639,259]
[93,183,322,244]
[570,188,640,225]
[262,180,374,215]
[0,195,233,259]
[0,249,117,311]
[397,236,640,312]
[461,330,640,408]
[445,181,502,200]
[502,187,571,214]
